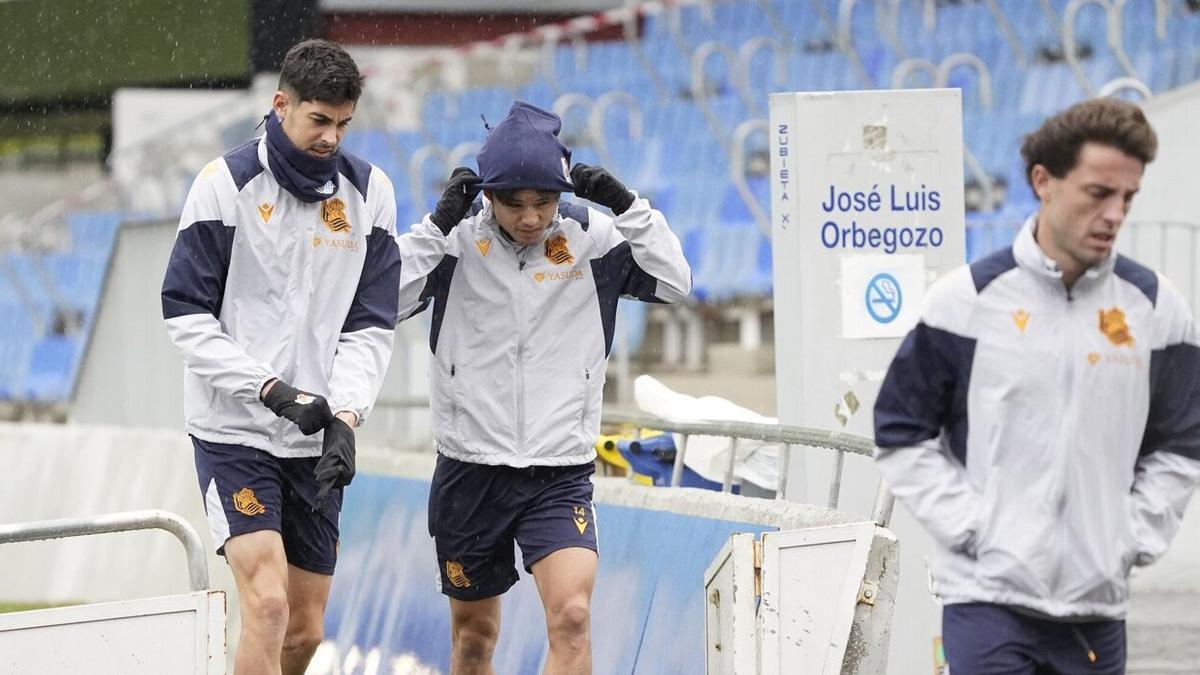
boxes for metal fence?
[601,408,894,527]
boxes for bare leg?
[281,564,333,675]
[449,596,502,675]
[532,547,597,675]
[224,531,291,675]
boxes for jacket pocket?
[449,363,460,432]
[579,368,592,428]
[578,366,604,445]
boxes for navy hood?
[476,101,574,192]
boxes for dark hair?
[1020,97,1157,188]
[278,39,364,105]
[492,189,560,206]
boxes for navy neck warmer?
[264,111,339,203]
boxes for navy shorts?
[943,602,1126,674]
[192,436,342,575]
[428,454,598,601]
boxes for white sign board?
[769,89,966,674]
[769,88,965,493]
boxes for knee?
[245,589,290,633]
[546,596,590,642]
[282,621,324,658]
[453,614,499,663]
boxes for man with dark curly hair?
[875,97,1200,673]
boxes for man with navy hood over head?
[398,101,692,674]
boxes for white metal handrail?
[878,0,909,60]
[601,408,894,527]
[1063,0,1139,97]
[891,57,937,89]
[622,0,673,102]
[891,55,997,212]
[1097,76,1152,99]
[835,0,879,88]
[540,29,590,92]
[690,40,740,154]
[552,92,596,145]
[937,53,994,110]
[730,118,770,236]
[734,37,788,117]
[984,0,1029,68]
[408,143,450,215]
[589,91,643,177]
[0,509,209,592]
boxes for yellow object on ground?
[594,429,666,486]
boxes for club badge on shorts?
[233,487,267,516]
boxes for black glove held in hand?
[261,380,335,436]
[315,418,356,509]
[570,163,635,215]
[430,167,482,235]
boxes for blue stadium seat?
[23,335,79,402]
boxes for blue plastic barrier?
[326,473,771,673]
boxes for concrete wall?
[0,422,899,673]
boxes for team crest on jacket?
[232,487,266,516]
[446,560,471,588]
[321,198,352,234]
[545,234,574,265]
[1099,307,1134,347]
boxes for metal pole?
[722,436,740,493]
[670,433,691,487]
[871,486,896,528]
[827,449,845,509]
[775,443,792,499]
[0,509,210,592]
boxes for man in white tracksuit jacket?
[875,98,1200,673]
[397,101,691,674]
[161,40,415,675]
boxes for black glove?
[261,380,335,436]
[570,163,635,215]
[315,418,356,509]
[430,167,482,235]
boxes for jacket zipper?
[1054,283,1077,545]
[450,363,458,430]
[581,368,591,425]
[515,248,529,450]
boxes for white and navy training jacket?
[162,137,401,458]
[874,216,1200,619]
[399,193,692,467]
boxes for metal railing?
[1063,0,1139,97]
[601,408,895,527]
[730,118,770,236]
[0,509,209,592]
[891,53,998,213]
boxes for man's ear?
[272,90,290,121]
[1030,164,1053,202]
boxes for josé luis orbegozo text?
[819,183,945,254]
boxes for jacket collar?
[1013,212,1116,291]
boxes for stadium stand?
[4,0,1200,409]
